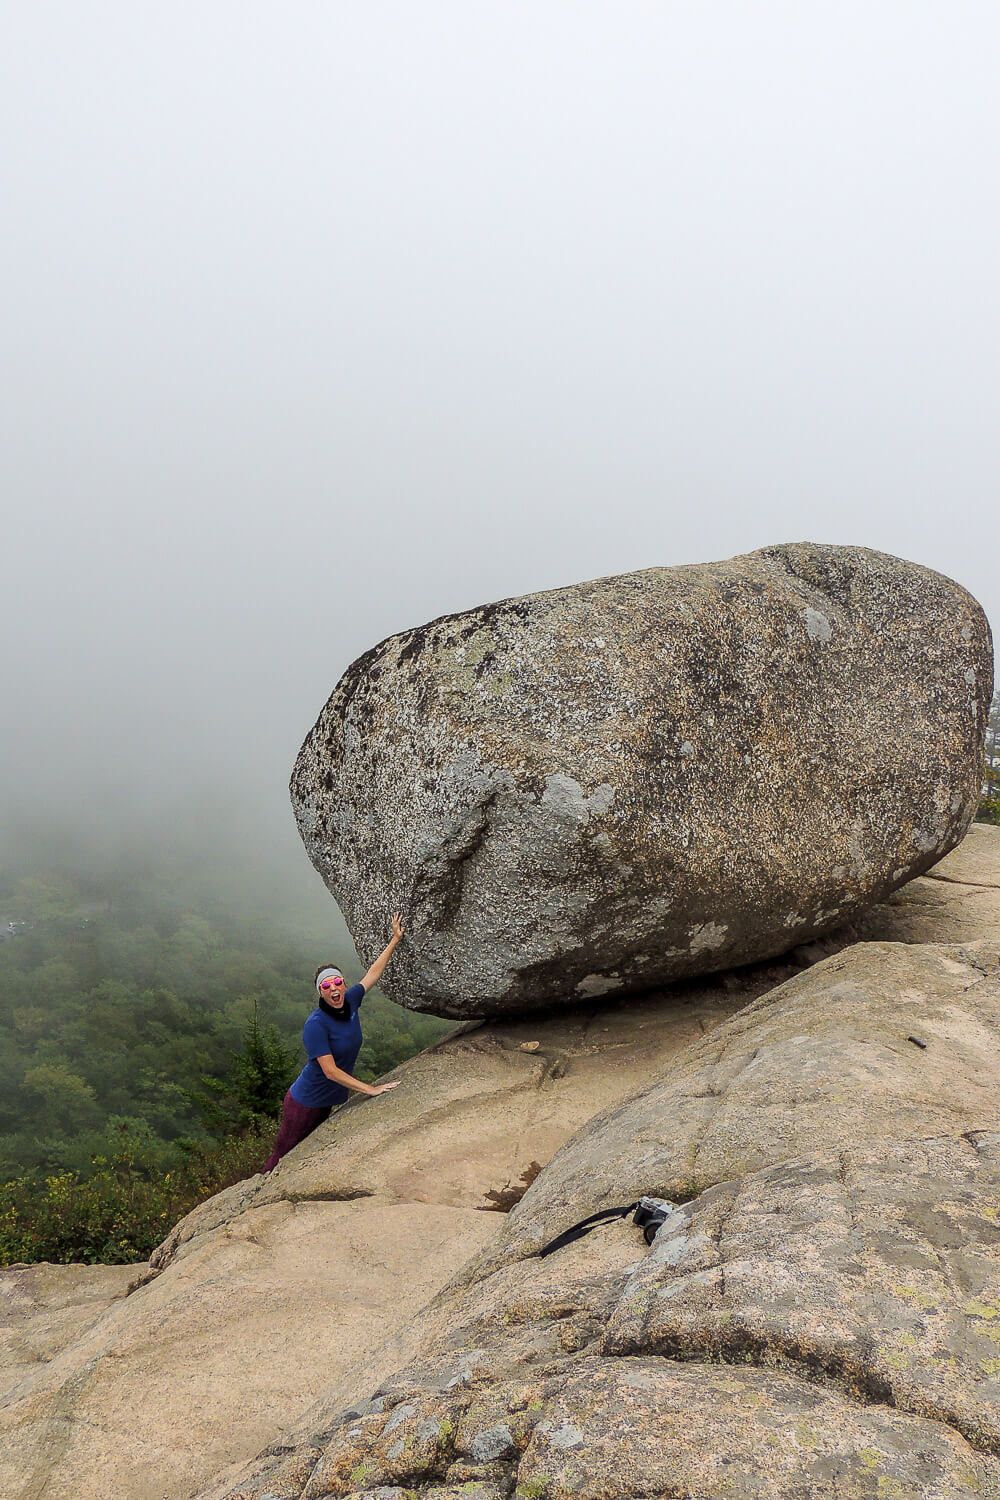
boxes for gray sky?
[2,2,998,874]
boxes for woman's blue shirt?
[289,984,366,1107]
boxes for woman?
[262,912,404,1173]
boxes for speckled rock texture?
[604,1132,1000,1453]
[213,1134,1000,1498]
[291,543,991,1017]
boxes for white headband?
[315,966,343,994]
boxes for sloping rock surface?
[3,828,1000,1500]
[605,1132,1000,1453]
[0,1262,134,1404]
[473,935,1000,1268]
[291,544,991,1016]
[204,838,1000,1500]
[215,1134,1000,1500]
[0,971,766,1500]
[0,1200,499,1500]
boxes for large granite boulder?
[291,544,991,1017]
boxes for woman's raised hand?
[391,911,405,942]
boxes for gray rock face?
[291,544,991,1017]
[605,1132,1000,1455]
[245,1315,1000,1498]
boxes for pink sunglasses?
[320,976,344,991]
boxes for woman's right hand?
[370,1081,400,1095]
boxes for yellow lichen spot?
[859,1449,882,1473]
[877,1477,906,1498]
[516,1478,552,1499]
[979,1358,1000,1377]
[891,1282,938,1310]
[965,1297,1000,1320]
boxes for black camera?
[632,1195,675,1246]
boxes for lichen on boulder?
[291,543,991,1017]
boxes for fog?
[2,3,998,905]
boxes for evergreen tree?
[979,691,1000,825]
[190,999,295,1137]
[231,999,295,1121]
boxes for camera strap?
[537,1202,640,1259]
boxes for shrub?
[0,1120,274,1265]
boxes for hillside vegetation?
[0,850,449,1264]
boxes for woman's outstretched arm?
[360,911,405,990]
[317,1054,399,1097]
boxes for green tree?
[9,875,78,921]
[22,1062,101,1134]
[191,999,294,1137]
[979,691,1000,825]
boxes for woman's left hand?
[391,911,405,942]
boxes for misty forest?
[0,829,449,1265]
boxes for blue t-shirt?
[289,984,366,1107]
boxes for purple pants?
[262,1089,332,1173]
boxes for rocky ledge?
[211,911,1000,1498]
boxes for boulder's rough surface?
[291,544,991,1017]
[4,829,1000,1500]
